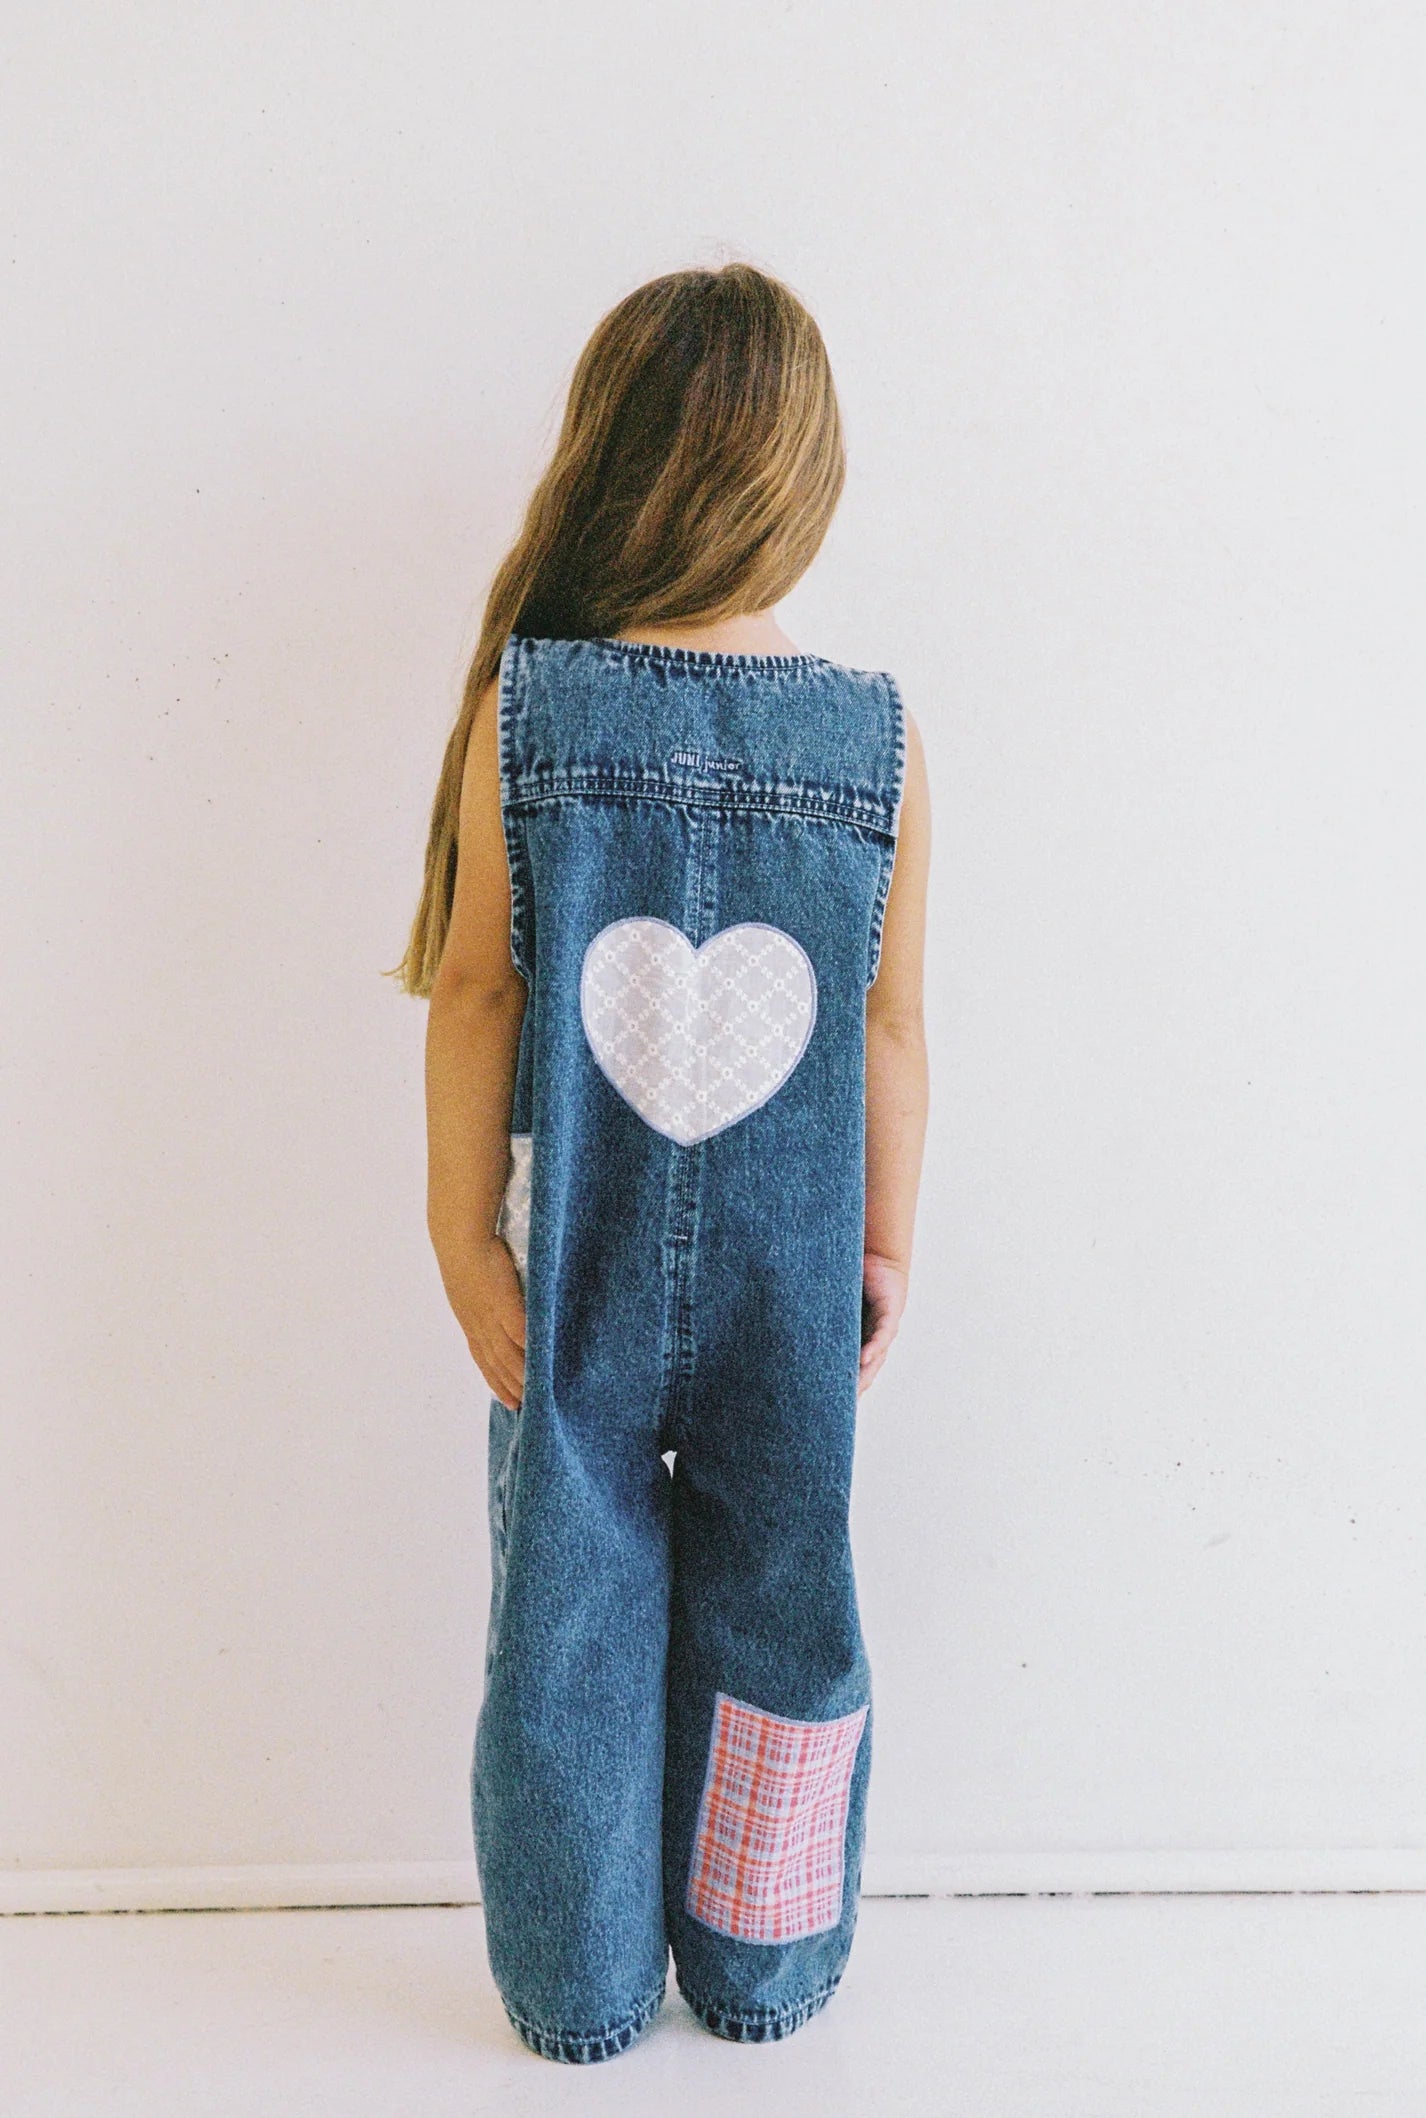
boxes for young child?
[397,262,930,2062]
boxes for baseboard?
[0,1863,480,1917]
[4,1848,1426,1916]
[862,1847,1426,1897]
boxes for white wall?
[4,2,1424,1907]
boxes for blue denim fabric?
[472,633,905,2062]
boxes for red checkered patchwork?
[685,1692,869,1945]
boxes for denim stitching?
[505,778,897,835]
[865,669,907,987]
[496,635,533,984]
[882,669,909,833]
[504,1979,665,2063]
[679,1971,844,2041]
[527,632,841,674]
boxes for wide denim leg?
[472,1382,672,2059]
[661,1449,873,2035]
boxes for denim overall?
[472,632,905,2061]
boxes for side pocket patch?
[496,1133,532,1286]
[685,1692,869,1945]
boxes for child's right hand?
[441,1234,527,1410]
[859,1251,908,1396]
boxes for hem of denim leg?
[678,1970,843,2043]
[503,1980,665,2064]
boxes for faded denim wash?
[472,632,905,2062]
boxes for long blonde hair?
[386,261,846,998]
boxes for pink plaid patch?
[685,1692,869,1944]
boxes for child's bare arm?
[860,708,931,1394]
[425,676,528,1408]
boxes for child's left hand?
[859,1252,908,1395]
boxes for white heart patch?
[580,918,817,1146]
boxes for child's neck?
[612,608,801,657]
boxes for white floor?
[3,1894,1425,2116]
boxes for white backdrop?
[4,3,1424,1912]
